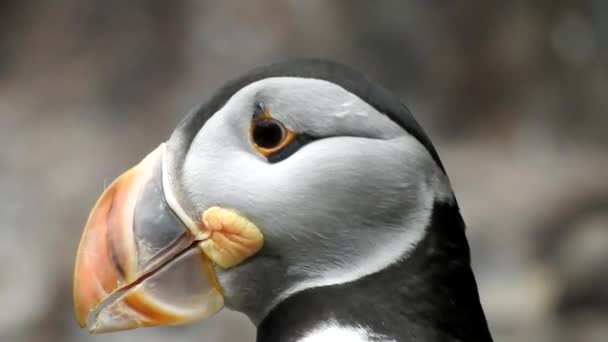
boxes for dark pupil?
[253,120,284,148]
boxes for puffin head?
[73,59,455,333]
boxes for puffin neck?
[256,201,493,342]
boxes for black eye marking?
[252,119,287,149]
[249,102,318,163]
[267,133,317,164]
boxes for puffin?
[73,59,494,342]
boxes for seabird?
[73,59,493,341]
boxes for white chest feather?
[298,321,396,342]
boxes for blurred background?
[1,1,607,341]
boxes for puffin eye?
[252,119,285,148]
[251,118,297,157]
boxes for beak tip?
[73,302,89,328]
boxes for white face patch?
[332,95,369,118]
[299,320,396,342]
[177,76,454,321]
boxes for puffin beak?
[73,145,224,333]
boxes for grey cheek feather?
[176,76,454,319]
[182,129,452,312]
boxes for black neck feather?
[257,201,493,342]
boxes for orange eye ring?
[250,118,297,157]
